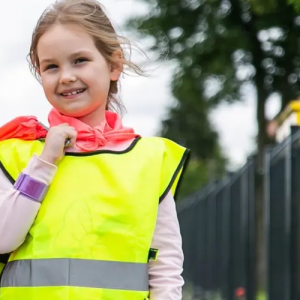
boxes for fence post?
[290,126,300,300]
[246,157,255,300]
[266,131,292,300]
[284,127,292,300]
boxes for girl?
[0,1,189,299]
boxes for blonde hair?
[29,0,146,111]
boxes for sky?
[0,0,281,169]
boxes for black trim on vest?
[159,149,190,203]
[0,254,9,265]
[0,161,15,184]
[64,137,141,157]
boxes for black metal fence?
[177,126,300,300]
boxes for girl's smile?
[58,87,87,100]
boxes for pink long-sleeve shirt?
[0,138,184,299]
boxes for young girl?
[0,1,189,299]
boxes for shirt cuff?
[23,154,58,185]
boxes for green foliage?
[248,0,278,14]
[288,0,300,12]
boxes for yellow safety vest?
[0,137,189,300]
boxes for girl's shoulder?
[139,136,187,155]
[139,137,190,201]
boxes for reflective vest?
[0,137,189,300]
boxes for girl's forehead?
[41,23,92,43]
[37,24,96,58]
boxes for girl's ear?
[110,49,123,81]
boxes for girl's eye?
[45,64,58,71]
[75,58,88,64]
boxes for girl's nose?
[59,69,77,84]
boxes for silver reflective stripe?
[1,258,148,291]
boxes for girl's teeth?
[63,89,83,96]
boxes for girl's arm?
[148,191,184,300]
[0,154,57,253]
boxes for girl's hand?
[39,123,77,165]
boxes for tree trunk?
[254,74,268,296]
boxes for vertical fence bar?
[246,157,255,300]
[207,186,217,293]
[195,195,206,292]
[284,129,292,300]
[221,177,231,300]
[240,165,248,297]
[290,126,300,300]
[265,145,271,300]
[266,136,291,300]
[215,186,222,293]
[177,196,197,286]
[229,172,245,298]
[215,180,228,297]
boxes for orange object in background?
[235,287,246,300]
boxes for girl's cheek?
[41,76,54,88]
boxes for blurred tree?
[249,0,278,14]
[289,0,300,12]
[161,85,227,198]
[127,0,300,163]
[127,0,300,297]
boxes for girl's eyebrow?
[40,58,55,65]
[70,50,93,58]
[40,50,93,65]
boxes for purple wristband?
[14,173,49,203]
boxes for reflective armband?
[14,173,48,203]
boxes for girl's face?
[37,23,121,125]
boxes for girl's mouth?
[60,89,86,99]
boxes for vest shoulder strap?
[141,137,190,202]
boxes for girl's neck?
[76,105,106,128]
